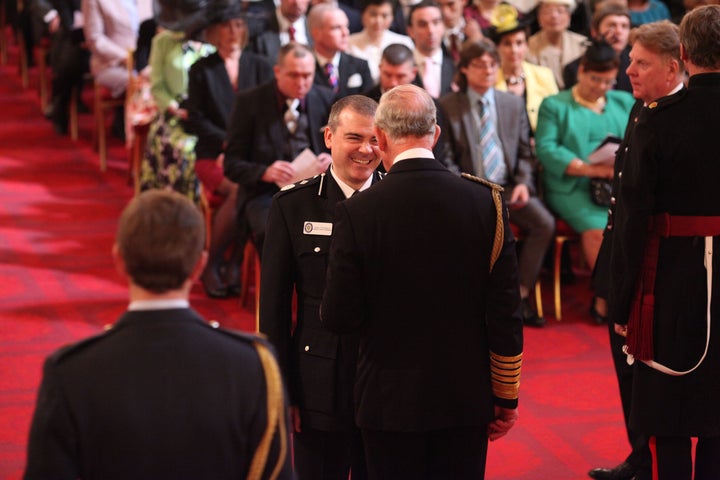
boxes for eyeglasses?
[468,60,498,70]
[588,74,617,87]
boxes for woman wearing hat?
[526,0,588,89]
[490,4,558,132]
[184,0,274,298]
[535,40,634,321]
[139,0,216,203]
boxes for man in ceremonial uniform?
[260,95,382,479]
[608,6,720,479]
[24,190,292,480]
[321,84,523,479]
[589,20,685,480]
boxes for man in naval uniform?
[24,190,292,480]
[608,6,720,479]
[260,95,382,479]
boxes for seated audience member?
[408,0,456,97]
[82,0,150,136]
[223,42,334,257]
[489,5,558,132]
[347,0,415,83]
[251,0,312,63]
[23,190,292,480]
[526,0,588,89]
[463,0,505,34]
[440,39,554,327]
[308,2,373,97]
[563,0,632,92]
[139,2,215,202]
[184,0,274,298]
[535,39,634,321]
[311,0,364,33]
[627,0,671,25]
[438,0,483,64]
[363,43,450,164]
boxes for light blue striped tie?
[478,99,505,184]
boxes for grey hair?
[375,84,437,140]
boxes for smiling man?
[260,95,382,480]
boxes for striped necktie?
[325,63,338,92]
[478,98,505,184]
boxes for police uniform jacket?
[321,157,524,432]
[608,73,720,437]
[260,169,382,431]
[24,308,292,480]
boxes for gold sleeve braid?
[460,173,505,272]
[490,352,522,401]
[247,341,289,480]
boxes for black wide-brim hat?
[154,0,210,34]
[486,4,532,44]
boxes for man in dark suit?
[321,84,524,480]
[589,20,685,480]
[440,39,554,327]
[308,3,373,98]
[363,43,449,164]
[224,42,335,256]
[608,6,720,480]
[407,0,455,98]
[23,190,292,480]
[261,95,382,480]
[251,0,312,64]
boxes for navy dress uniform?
[608,73,720,478]
[260,168,382,479]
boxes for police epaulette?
[209,321,270,345]
[461,173,505,193]
[277,174,322,194]
[49,329,114,364]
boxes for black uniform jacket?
[608,73,720,437]
[24,308,292,480]
[260,169,383,431]
[321,157,524,432]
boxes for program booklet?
[588,135,622,166]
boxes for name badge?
[303,221,332,236]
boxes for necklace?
[505,72,525,86]
[572,85,606,113]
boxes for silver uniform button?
[304,345,310,352]
[314,247,321,253]
[610,197,616,205]
[209,321,220,328]
[618,171,623,179]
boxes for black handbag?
[589,178,612,207]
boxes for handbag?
[589,178,612,207]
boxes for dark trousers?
[242,192,274,258]
[49,32,89,128]
[361,427,488,480]
[293,427,367,480]
[653,435,720,480]
[609,323,652,478]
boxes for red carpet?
[0,37,628,479]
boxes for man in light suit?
[224,42,334,256]
[308,3,373,98]
[260,95,383,480]
[440,39,554,327]
[24,190,292,480]
[321,84,523,479]
[252,0,312,63]
[407,0,456,98]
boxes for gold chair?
[34,36,51,112]
[552,219,581,321]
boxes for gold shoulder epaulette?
[461,173,505,193]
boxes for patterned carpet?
[0,38,629,479]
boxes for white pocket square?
[347,73,363,88]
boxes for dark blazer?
[224,80,334,198]
[185,51,274,160]
[321,157,524,432]
[414,51,456,98]
[251,13,312,64]
[260,169,382,431]
[440,89,535,192]
[608,73,720,437]
[314,52,374,99]
[24,308,292,480]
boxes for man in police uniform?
[589,20,685,480]
[608,6,720,479]
[321,85,523,479]
[24,190,292,480]
[260,95,382,479]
